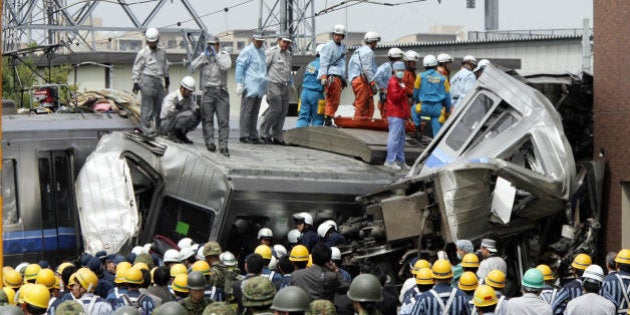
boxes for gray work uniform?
[259,45,292,141]
[191,50,232,149]
[477,256,508,280]
[132,45,169,135]
[565,292,616,315]
[159,90,200,135]
[504,293,552,315]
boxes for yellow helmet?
[572,254,592,271]
[24,264,42,282]
[485,270,506,289]
[4,270,23,289]
[17,283,35,304]
[172,274,190,293]
[461,253,480,268]
[432,259,453,279]
[52,276,61,290]
[307,255,313,268]
[3,266,14,273]
[56,262,75,276]
[289,245,310,262]
[255,245,273,260]
[150,267,158,284]
[133,262,150,271]
[191,261,211,276]
[124,267,144,285]
[411,259,431,275]
[415,268,435,285]
[472,284,498,307]
[115,262,132,284]
[24,283,50,309]
[35,269,56,289]
[170,264,188,277]
[72,268,98,293]
[458,271,478,291]
[536,264,555,281]
[3,287,16,306]
[616,249,630,265]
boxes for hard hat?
[437,53,453,63]
[293,212,313,225]
[463,55,477,65]
[423,54,438,67]
[53,276,61,290]
[272,244,287,258]
[191,261,211,276]
[287,229,301,244]
[124,267,143,285]
[16,283,34,304]
[133,262,149,271]
[2,287,15,306]
[270,286,311,312]
[207,36,220,45]
[472,284,498,307]
[15,262,29,274]
[473,59,490,72]
[347,274,383,302]
[180,76,196,92]
[536,264,555,281]
[170,263,188,277]
[179,247,196,261]
[72,268,98,293]
[572,253,592,271]
[309,299,336,314]
[24,264,42,282]
[187,271,207,290]
[115,262,132,284]
[461,253,480,268]
[392,61,406,71]
[163,249,182,263]
[255,245,273,260]
[458,271,478,291]
[0,306,22,315]
[268,256,278,271]
[131,246,145,256]
[331,247,342,261]
[252,31,265,41]
[56,262,74,276]
[24,284,50,309]
[431,259,453,279]
[521,268,544,289]
[415,268,434,285]
[307,255,313,268]
[387,47,404,59]
[323,219,338,230]
[363,31,381,43]
[0,287,9,305]
[258,228,273,240]
[317,222,333,238]
[145,27,159,42]
[616,249,630,265]
[203,241,222,257]
[177,238,193,249]
[289,245,310,262]
[172,274,190,293]
[54,300,85,314]
[203,302,236,315]
[403,50,419,62]
[411,259,431,275]
[582,264,605,283]
[220,251,238,266]
[332,24,347,36]
[242,276,276,307]
[3,266,13,273]
[3,270,23,288]
[114,306,141,315]
[485,269,506,289]
[35,268,55,289]
[316,44,325,55]
[154,301,187,315]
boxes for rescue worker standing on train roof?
[292,212,318,251]
[383,61,410,171]
[159,76,200,144]
[348,31,380,119]
[132,27,169,137]
[374,47,404,119]
[413,54,452,137]
[601,249,630,312]
[449,55,477,109]
[318,24,347,127]
[296,44,326,128]
[436,53,453,129]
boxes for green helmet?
[113,306,141,315]
[153,301,187,315]
[0,306,23,315]
[134,253,155,269]
[0,289,8,305]
[347,274,383,302]
[309,299,337,315]
[242,276,276,307]
[55,301,86,315]
[203,241,222,257]
[202,302,237,315]
[522,268,544,289]
[270,286,310,312]
[188,271,208,290]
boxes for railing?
[467,28,589,41]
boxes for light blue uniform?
[235,42,268,140]
[297,58,325,127]
[374,61,393,90]
[317,41,346,79]
[450,67,476,108]
[348,45,377,82]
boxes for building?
[215,30,283,53]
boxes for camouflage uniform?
[222,265,243,303]
[55,300,87,315]
[209,261,226,292]
[202,301,236,315]
[242,276,276,315]
[0,289,8,305]
[310,299,337,315]
[179,295,213,315]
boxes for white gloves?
[236,83,243,95]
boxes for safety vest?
[428,288,458,315]
[615,273,630,313]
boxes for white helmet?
[473,59,491,72]
[316,44,325,55]
[142,243,153,254]
[293,212,313,225]
[180,76,196,92]
[322,219,338,231]
[463,55,477,65]
[331,246,342,261]
[317,222,333,238]
[268,256,278,270]
[287,229,301,244]
[437,53,453,63]
[332,24,347,36]
[177,238,193,250]
[145,27,159,42]
[163,249,181,263]
[387,47,404,59]
[364,31,381,43]
[582,264,604,283]
[179,247,196,261]
[403,50,419,62]
[423,54,438,67]
[272,244,287,258]
[220,251,238,266]
[196,246,205,261]
[15,262,29,273]
[258,228,273,240]
[131,246,145,256]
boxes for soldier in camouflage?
[270,286,311,315]
[153,301,187,315]
[203,241,226,301]
[202,301,236,315]
[55,300,87,315]
[309,299,337,315]
[242,276,276,315]
[179,271,214,315]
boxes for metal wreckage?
[75,64,599,292]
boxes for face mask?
[395,71,404,79]
[456,252,462,260]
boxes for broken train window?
[155,196,215,243]
[446,93,494,151]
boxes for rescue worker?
[291,243,349,301]
[317,221,345,246]
[331,247,351,282]
[399,268,434,315]
[88,257,114,299]
[347,274,383,315]
[68,268,113,314]
[318,24,347,127]
[201,241,226,300]
[606,251,618,275]
[202,301,236,315]
[132,27,169,136]
[190,261,214,301]
[383,61,410,170]
[179,271,212,314]
[483,269,508,314]
[153,301,187,315]
[4,269,22,292]
[309,299,337,315]
[566,264,615,314]
[106,262,131,304]
[473,59,491,79]
[54,300,85,315]
[234,254,265,313]
[537,264,559,306]
[260,34,293,145]
[219,251,241,303]
[179,248,197,269]
[113,267,156,315]
[191,36,232,156]
[270,286,311,315]
[402,50,421,139]
[458,271,479,303]
[276,255,295,290]
[454,253,480,286]
[399,259,431,304]
[504,268,552,315]
[601,248,630,312]
[436,53,453,129]
[235,32,267,144]
[449,55,477,109]
[293,212,318,251]
[256,245,282,284]
[409,259,470,315]
[296,44,326,128]
[23,283,49,315]
[471,285,499,315]
[551,253,591,314]
[476,239,507,280]
[348,32,380,119]
[24,264,41,284]
[34,268,56,309]
[147,266,176,304]
[289,245,310,272]
[160,76,200,144]
[171,274,190,301]
[241,276,276,314]
[413,54,452,137]
[258,228,274,247]
[374,47,404,119]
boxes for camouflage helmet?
[203,241,222,257]
[202,302,237,315]
[0,306,23,315]
[271,286,311,312]
[0,288,8,306]
[309,299,337,315]
[55,301,86,315]
[113,306,141,315]
[134,253,155,269]
[187,271,208,290]
[153,301,187,315]
[242,276,276,307]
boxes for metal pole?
[0,0,5,281]
[581,18,592,73]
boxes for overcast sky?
[92,0,593,41]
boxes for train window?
[154,196,214,243]
[2,159,19,224]
[38,158,53,223]
[445,93,494,151]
